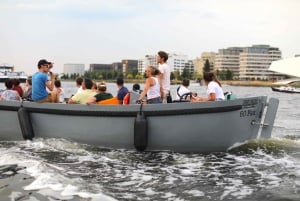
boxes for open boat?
[0,96,279,153]
[271,86,300,94]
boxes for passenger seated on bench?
[116,78,129,105]
[175,78,192,101]
[0,78,21,101]
[22,76,32,101]
[68,78,96,104]
[130,83,142,104]
[51,80,65,103]
[86,81,113,104]
[191,72,225,102]
[132,83,142,94]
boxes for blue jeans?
[147,97,162,104]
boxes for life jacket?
[97,97,119,105]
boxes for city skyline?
[1,0,299,75]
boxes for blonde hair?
[98,81,107,92]
[147,66,160,76]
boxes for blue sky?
[0,0,299,74]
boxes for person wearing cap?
[86,81,113,104]
[116,78,129,104]
[32,59,56,103]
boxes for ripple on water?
[0,138,300,201]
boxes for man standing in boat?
[157,51,171,103]
[32,59,56,103]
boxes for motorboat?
[0,95,279,153]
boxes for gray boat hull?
[0,96,279,153]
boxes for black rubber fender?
[17,107,34,140]
[134,112,148,151]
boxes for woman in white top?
[138,66,162,104]
[192,72,225,102]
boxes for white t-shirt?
[158,63,170,94]
[175,86,190,100]
[207,81,225,100]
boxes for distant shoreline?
[56,79,300,87]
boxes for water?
[1,82,300,201]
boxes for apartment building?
[239,45,282,80]
[63,63,85,76]
[214,47,244,79]
[138,53,194,75]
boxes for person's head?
[76,77,83,87]
[157,51,168,64]
[132,83,140,92]
[98,82,107,92]
[116,77,124,86]
[5,79,14,89]
[145,66,159,77]
[82,78,93,90]
[54,80,61,88]
[12,78,21,86]
[203,72,222,87]
[182,78,190,87]
[37,59,51,72]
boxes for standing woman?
[138,66,162,104]
[192,72,225,102]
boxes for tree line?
[60,60,234,81]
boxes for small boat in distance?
[271,86,300,94]
[0,64,28,83]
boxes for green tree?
[170,72,175,80]
[225,69,233,80]
[203,59,211,73]
[181,67,191,79]
[126,73,133,79]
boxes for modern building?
[63,64,85,76]
[214,47,244,79]
[121,60,138,75]
[138,53,194,75]
[89,64,113,72]
[239,45,283,80]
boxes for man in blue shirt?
[116,78,129,104]
[32,59,56,102]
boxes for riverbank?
[57,79,300,87]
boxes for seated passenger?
[86,81,113,104]
[116,78,129,104]
[22,76,32,101]
[132,83,142,94]
[0,79,21,101]
[191,72,225,102]
[175,78,191,101]
[12,78,23,97]
[68,78,97,104]
[51,80,65,103]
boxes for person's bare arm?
[45,73,56,91]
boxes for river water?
[0,82,300,201]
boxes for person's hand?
[50,72,56,80]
